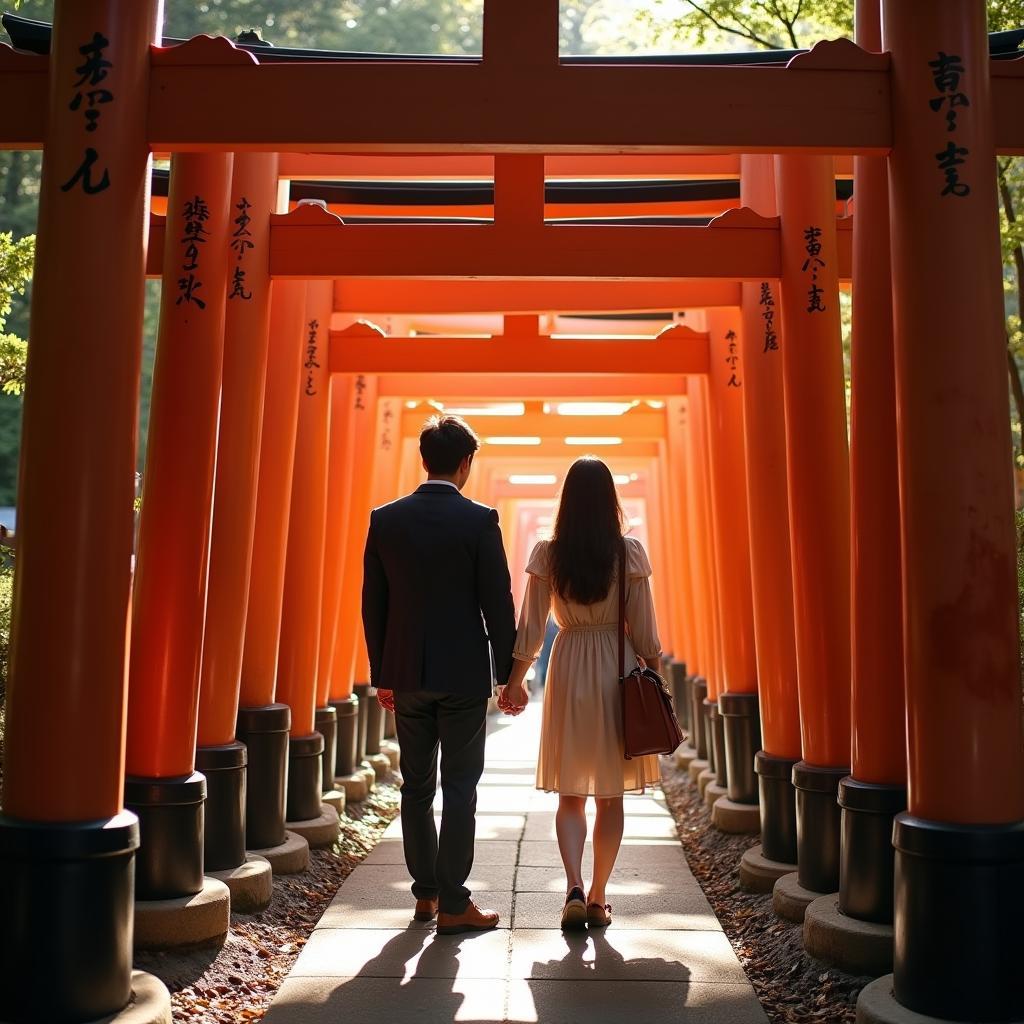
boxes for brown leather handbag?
[618,540,683,760]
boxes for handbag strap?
[618,537,626,682]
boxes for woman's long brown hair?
[549,457,625,605]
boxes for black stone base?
[236,703,290,850]
[0,810,139,1023]
[719,691,760,804]
[125,772,205,901]
[690,677,708,759]
[286,732,325,823]
[315,705,338,794]
[330,695,359,777]
[710,700,728,787]
[838,776,906,924]
[755,750,798,865]
[669,662,690,734]
[893,814,1024,1021]
[195,741,247,873]
[701,697,717,774]
[793,761,848,894]
[365,688,385,757]
[353,683,371,765]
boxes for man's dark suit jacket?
[361,482,517,698]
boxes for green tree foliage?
[0,232,32,397]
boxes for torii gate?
[0,3,1021,1024]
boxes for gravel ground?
[659,756,873,1024]
[135,778,401,1023]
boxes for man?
[361,415,517,934]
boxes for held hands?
[376,688,396,712]
[497,682,529,717]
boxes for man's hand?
[497,682,528,716]
[376,688,395,712]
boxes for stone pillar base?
[854,975,1003,1024]
[803,894,893,977]
[335,771,370,803]
[704,781,728,808]
[207,854,273,915]
[674,743,698,770]
[697,767,715,799]
[249,830,309,875]
[286,804,340,849]
[367,752,392,777]
[381,739,401,771]
[711,797,760,834]
[105,971,173,1024]
[739,844,797,893]
[359,761,377,792]
[772,871,832,924]
[134,877,230,951]
[687,758,709,783]
[322,789,346,814]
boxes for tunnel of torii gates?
[0,1,1023,1022]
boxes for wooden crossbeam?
[375,373,688,398]
[399,409,667,440]
[329,322,708,375]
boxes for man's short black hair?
[420,415,480,475]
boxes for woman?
[500,456,662,930]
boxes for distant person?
[499,456,662,930]
[361,415,517,935]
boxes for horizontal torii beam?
[375,373,688,399]
[330,322,709,375]
[399,409,668,440]
[144,206,853,280]
[331,280,743,314]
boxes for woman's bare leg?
[589,796,624,906]
[555,795,588,894]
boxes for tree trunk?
[997,165,1024,466]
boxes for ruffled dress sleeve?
[624,536,661,660]
[512,540,553,663]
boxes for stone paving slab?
[511,891,719,931]
[262,700,767,1024]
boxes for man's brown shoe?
[414,899,439,922]
[436,900,500,935]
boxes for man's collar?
[418,479,460,492]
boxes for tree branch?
[683,1,781,49]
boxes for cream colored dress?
[512,535,662,797]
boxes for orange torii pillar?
[125,152,233,923]
[774,153,851,900]
[329,374,380,777]
[195,153,278,889]
[275,280,336,829]
[825,0,908,948]
[689,376,726,793]
[315,373,356,794]
[0,3,166,1019]
[858,3,1024,1020]
[737,154,802,884]
[682,394,712,769]
[704,308,761,831]
[237,279,307,853]
[665,402,699,759]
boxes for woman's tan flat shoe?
[587,902,612,928]
[561,887,588,931]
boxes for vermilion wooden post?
[738,153,801,877]
[125,151,234,901]
[774,152,851,897]
[330,375,379,774]
[276,279,333,826]
[835,0,908,931]
[0,3,165,1019]
[688,377,725,790]
[195,152,278,876]
[236,278,307,851]
[703,307,760,825]
[864,3,1024,1018]
[316,374,356,792]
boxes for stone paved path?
[264,700,768,1023]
